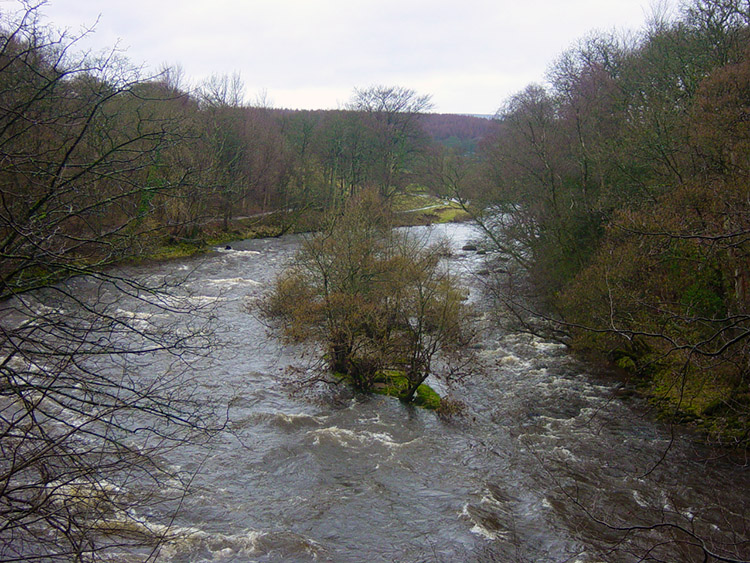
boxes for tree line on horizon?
[0,3,490,295]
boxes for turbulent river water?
[65,223,750,561]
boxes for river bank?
[143,192,471,263]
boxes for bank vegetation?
[460,0,750,446]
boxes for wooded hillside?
[466,0,749,443]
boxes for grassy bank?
[644,365,748,445]
[140,209,325,262]
[392,188,472,225]
[145,191,469,263]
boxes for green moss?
[371,369,442,410]
[144,241,207,261]
[650,365,732,416]
[614,355,637,371]
[615,357,636,371]
[572,342,749,445]
[632,357,749,444]
[391,190,470,225]
[434,204,471,223]
[414,383,442,409]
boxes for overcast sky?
[4,0,661,114]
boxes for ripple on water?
[462,503,514,541]
[306,426,415,451]
[162,528,323,562]
[205,277,262,287]
[235,411,328,431]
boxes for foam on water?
[10,221,745,562]
[162,528,322,561]
[206,277,262,287]
[461,504,513,541]
[215,248,261,256]
[239,411,328,431]
[307,426,413,450]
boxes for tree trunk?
[401,371,427,403]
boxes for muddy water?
[78,224,750,561]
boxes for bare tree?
[0,4,218,560]
[197,73,290,228]
[347,85,433,198]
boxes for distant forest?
[271,108,493,147]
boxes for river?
[24,223,750,561]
